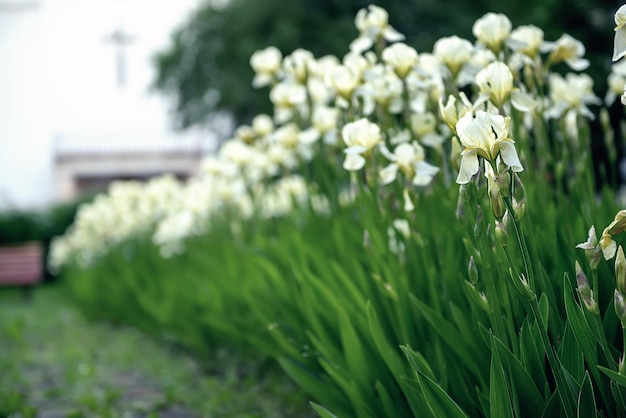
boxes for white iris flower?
[455,111,523,184]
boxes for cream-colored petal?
[299,128,321,145]
[600,234,617,260]
[412,161,439,186]
[343,153,366,171]
[379,164,399,185]
[383,27,406,42]
[615,27,626,61]
[510,90,537,112]
[350,36,374,53]
[497,141,524,172]
[566,58,590,71]
[456,150,479,184]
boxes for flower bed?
[51,5,626,417]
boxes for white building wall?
[0,2,52,209]
[0,0,211,210]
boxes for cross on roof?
[105,27,135,87]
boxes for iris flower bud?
[575,261,599,315]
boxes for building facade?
[0,0,216,208]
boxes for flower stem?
[503,196,535,290]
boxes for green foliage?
[0,285,313,417]
[58,164,625,416]
[57,2,626,417]
[153,0,616,129]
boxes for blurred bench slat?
[0,242,43,285]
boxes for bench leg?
[21,285,35,301]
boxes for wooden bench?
[0,242,43,294]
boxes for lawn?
[0,284,315,418]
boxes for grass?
[0,283,315,418]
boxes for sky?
[0,0,209,209]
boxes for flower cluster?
[52,4,610,268]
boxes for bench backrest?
[0,242,43,285]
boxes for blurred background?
[0,0,214,210]
[0,0,622,237]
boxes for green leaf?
[576,372,597,418]
[491,335,545,414]
[558,324,584,387]
[562,275,599,371]
[538,293,549,332]
[278,357,349,415]
[318,358,375,418]
[541,388,561,418]
[310,402,339,418]
[366,303,422,414]
[416,371,469,418]
[366,302,406,380]
[490,339,514,418]
[449,302,482,350]
[519,320,546,392]
[329,260,368,308]
[411,296,487,383]
[375,380,404,418]
[338,307,371,394]
[598,365,626,387]
[611,381,626,417]
[401,345,436,381]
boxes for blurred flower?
[410,112,446,148]
[472,13,512,53]
[358,64,404,115]
[299,106,339,145]
[506,25,546,59]
[379,140,439,186]
[474,61,536,110]
[270,81,308,123]
[350,5,404,53]
[433,35,474,77]
[251,114,274,137]
[341,118,382,171]
[388,219,410,254]
[439,92,473,135]
[250,46,283,87]
[283,49,315,84]
[614,4,626,61]
[545,34,589,70]
[606,60,626,105]
[382,42,418,78]
[544,73,600,130]
[329,65,361,102]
